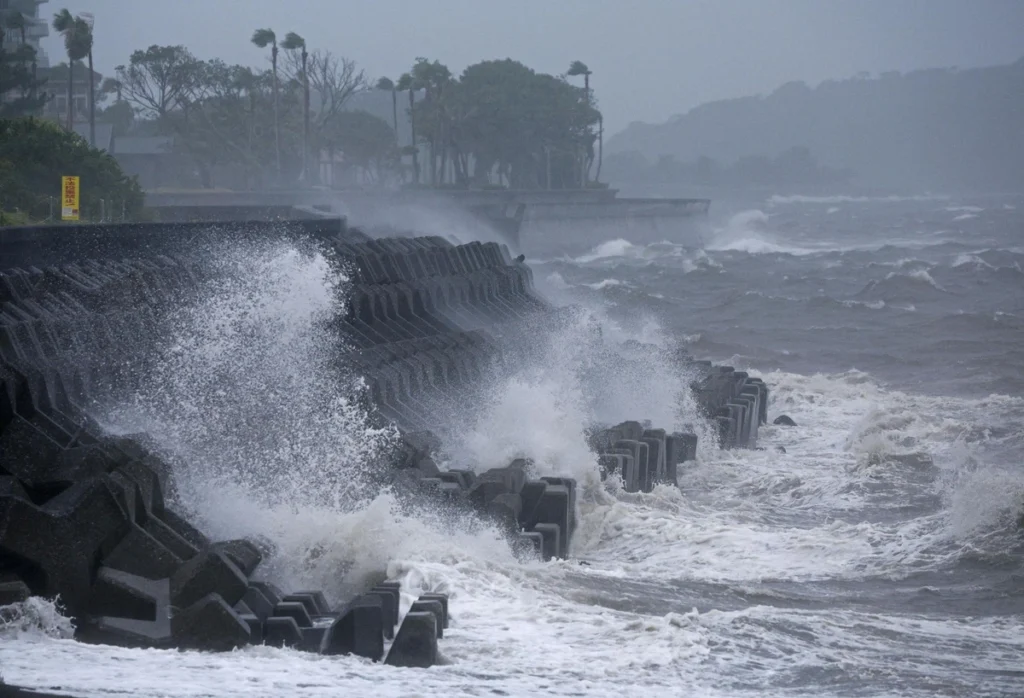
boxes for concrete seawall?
[0,217,355,268]
[0,218,766,666]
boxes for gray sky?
[44,0,1024,134]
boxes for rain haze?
[44,0,1024,133]
[3,1,1024,697]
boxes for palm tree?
[396,72,420,184]
[79,13,96,147]
[251,28,281,182]
[567,60,591,95]
[568,60,596,185]
[53,10,91,132]
[281,32,309,183]
[409,59,453,186]
[376,77,399,137]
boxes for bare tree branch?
[115,45,203,120]
[283,49,367,145]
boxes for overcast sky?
[42,0,1024,134]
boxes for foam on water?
[769,193,950,205]
[0,598,75,640]
[857,268,948,301]
[585,278,629,290]
[93,241,414,600]
[6,200,1024,696]
[573,237,639,262]
[8,364,1023,697]
[442,306,712,485]
[705,210,820,256]
[579,368,1023,583]
[953,253,997,270]
[890,268,945,291]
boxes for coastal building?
[0,0,50,68]
[111,135,181,189]
[3,2,106,142]
[38,60,102,127]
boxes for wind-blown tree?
[284,48,367,184]
[0,13,47,116]
[323,109,399,184]
[0,46,47,117]
[98,77,133,136]
[115,45,204,122]
[113,47,269,187]
[100,76,122,102]
[567,60,595,183]
[407,58,455,186]
[251,28,281,181]
[52,9,91,130]
[186,61,251,187]
[567,60,591,97]
[385,57,601,189]
[281,32,309,182]
[173,60,293,189]
[395,71,421,183]
[112,42,319,188]
[80,12,96,146]
[453,59,600,189]
[376,76,399,136]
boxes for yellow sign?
[61,176,80,221]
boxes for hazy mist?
[44,0,1024,134]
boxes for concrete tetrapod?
[2,219,767,668]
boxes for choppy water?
[2,193,1023,697]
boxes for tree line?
[0,10,49,118]
[2,8,606,191]
[376,57,602,189]
[1,8,141,222]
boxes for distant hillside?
[606,58,1024,191]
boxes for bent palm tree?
[568,60,595,185]
[79,13,96,146]
[53,9,91,131]
[376,77,399,137]
[281,32,309,183]
[396,72,420,184]
[251,28,281,181]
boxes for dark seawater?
[528,192,1024,697]
[2,193,1022,697]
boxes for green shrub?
[0,117,144,221]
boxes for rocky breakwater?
[322,232,768,555]
[0,218,767,666]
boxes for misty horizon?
[40,0,1024,135]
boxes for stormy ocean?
[2,192,1023,697]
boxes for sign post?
[61,175,80,221]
